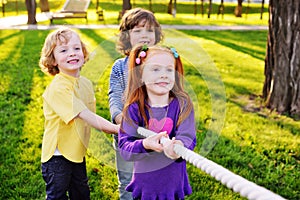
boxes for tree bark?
[263,0,300,117]
[234,0,243,17]
[25,0,37,24]
[149,0,152,12]
[260,0,265,20]
[39,0,49,12]
[217,0,224,18]
[122,0,131,15]
[167,0,172,14]
[207,0,212,19]
[200,0,204,17]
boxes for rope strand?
[137,127,286,200]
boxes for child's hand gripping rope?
[137,127,286,200]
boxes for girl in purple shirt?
[118,44,196,200]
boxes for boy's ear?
[52,60,57,67]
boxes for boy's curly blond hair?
[39,28,89,76]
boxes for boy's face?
[53,32,84,77]
[129,18,156,47]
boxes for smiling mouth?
[67,59,79,64]
[156,82,169,87]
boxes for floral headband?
[135,45,179,65]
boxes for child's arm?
[78,109,119,134]
[163,108,197,159]
[108,59,126,124]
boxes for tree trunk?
[200,0,204,17]
[234,0,243,17]
[194,0,197,15]
[263,0,300,117]
[167,0,172,14]
[122,0,131,15]
[260,0,265,20]
[25,0,37,24]
[39,0,49,12]
[207,0,212,19]
[217,0,224,18]
[149,0,152,12]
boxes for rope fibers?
[137,127,286,200]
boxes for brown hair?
[39,28,89,76]
[123,44,193,128]
[117,8,163,56]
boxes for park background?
[0,0,299,199]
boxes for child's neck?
[148,94,169,107]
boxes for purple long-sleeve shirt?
[118,98,196,200]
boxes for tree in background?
[263,0,300,117]
[234,0,243,17]
[40,0,49,12]
[26,0,49,24]
[26,0,36,24]
[122,0,131,15]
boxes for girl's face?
[142,51,175,98]
[129,18,156,47]
[53,32,84,77]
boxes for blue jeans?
[114,134,134,200]
[41,156,90,200]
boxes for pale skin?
[53,32,119,134]
[114,19,156,125]
[141,50,183,159]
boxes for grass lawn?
[0,28,299,200]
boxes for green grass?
[2,0,268,26]
[0,1,299,199]
[0,27,299,200]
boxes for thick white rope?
[137,127,286,200]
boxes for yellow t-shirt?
[41,72,95,163]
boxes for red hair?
[123,44,193,128]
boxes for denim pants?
[41,156,90,200]
[114,134,134,200]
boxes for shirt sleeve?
[175,108,197,151]
[108,58,127,123]
[43,84,87,124]
[118,103,150,161]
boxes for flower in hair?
[170,47,179,58]
[135,45,148,65]
[135,57,141,65]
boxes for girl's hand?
[142,131,167,152]
[163,137,183,160]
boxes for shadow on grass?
[180,30,267,61]
[0,30,50,199]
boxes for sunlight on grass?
[1,27,299,199]
[2,0,268,26]
[0,75,11,93]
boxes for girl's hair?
[39,28,89,76]
[123,44,193,128]
[117,8,163,56]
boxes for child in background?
[118,44,197,200]
[39,27,119,200]
[108,7,163,200]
